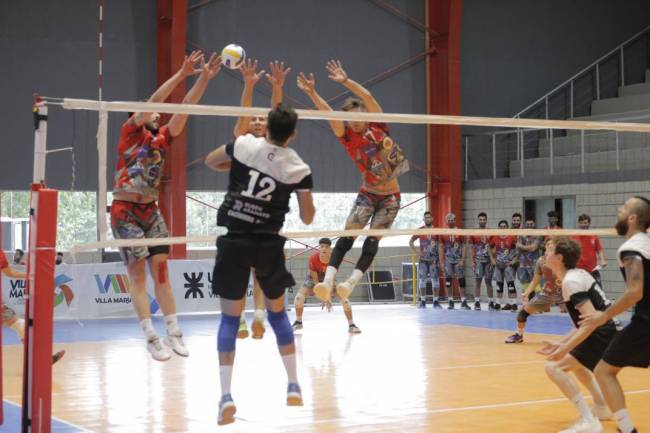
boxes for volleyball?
[221,43,245,69]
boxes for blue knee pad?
[217,313,240,353]
[267,309,294,347]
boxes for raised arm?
[326,60,382,113]
[168,52,221,137]
[233,59,265,137]
[131,50,204,127]
[297,72,345,137]
[266,61,291,108]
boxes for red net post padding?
[21,186,57,433]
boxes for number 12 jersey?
[217,134,313,234]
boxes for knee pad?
[267,309,294,347]
[496,281,504,293]
[294,293,305,307]
[459,277,466,289]
[517,309,530,323]
[330,237,354,269]
[445,279,452,289]
[507,281,517,294]
[335,237,354,253]
[217,313,240,352]
[341,297,352,312]
[356,237,380,273]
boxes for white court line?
[3,400,95,433]
[296,388,650,427]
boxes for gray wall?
[461,0,650,118]
[0,0,157,191]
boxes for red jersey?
[0,250,8,271]
[338,123,408,188]
[410,227,439,261]
[309,252,328,282]
[469,234,491,262]
[572,235,602,272]
[439,234,465,262]
[113,117,172,199]
[490,236,518,264]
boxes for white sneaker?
[558,417,602,433]
[164,332,189,357]
[147,336,172,362]
[314,280,333,302]
[591,404,612,421]
[336,279,355,299]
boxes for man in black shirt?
[205,103,315,426]
[580,196,650,433]
[539,237,616,433]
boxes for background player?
[439,213,470,310]
[489,220,518,311]
[409,211,441,308]
[468,212,493,310]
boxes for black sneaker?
[418,300,426,309]
[460,300,471,310]
[505,333,523,344]
[433,300,442,309]
[474,301,481,311]
[488,301,495,311]
[502,304,512,311]
[510,304,518,312]
[494,303,501,311]
[448,300,455,310]
[292,321,303,331]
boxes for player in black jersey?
[538,237,616,433]
[205,103,315,426]
[580,196,650,433]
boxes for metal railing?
[464,26,650,181]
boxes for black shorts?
[602,318,650,369]
[570,323,617,371]
[212,233,295,301]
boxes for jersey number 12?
[241,169,276,202]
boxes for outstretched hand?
[239,58,265,85]
[326,59,348,83]
[297,72,316,95]
[180,50,205,76]
[200,52,221,80]
[266,61,291,87]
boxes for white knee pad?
[294,293,305,307]
[341,297,352,312]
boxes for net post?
[0,192,3,426]
[22,185,58,433]
[32,96,48,184]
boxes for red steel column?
[426,0,463,226]
[157,0,188,258]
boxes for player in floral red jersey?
[468,212,494,310]
[111,50,221,361]
[572,214,608,287]
[297,60,409,308]
[489,220,519,311]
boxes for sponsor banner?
[1,260,254,320]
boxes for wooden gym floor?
[1,304,648,432]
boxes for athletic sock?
[613,408,635,433]
[282,354,298,383]
[570,394,594,420]
[348,269,364,286]
[219,365,233,395]
[323,266,337,285]
[254,309,264,322]
[140,318,156,339]
[164,314,180,335]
